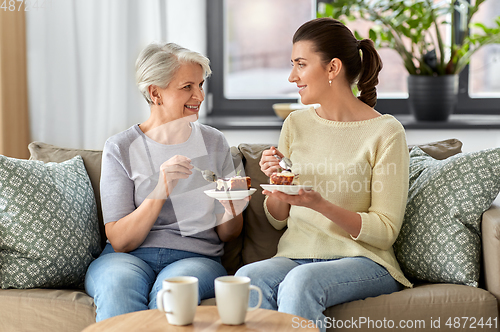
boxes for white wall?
[166,0,209,118]
[26,0,208,150]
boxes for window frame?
[206,0,500,117]
[206,0,299,116]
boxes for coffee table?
[82,306,319,331]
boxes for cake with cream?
[270,171,297,185]
[216,176,251,191]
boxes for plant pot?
[407,75,459,122]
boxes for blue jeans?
[85,244,227,322]
[235,256,403,332]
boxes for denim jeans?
[85,243,227,322]
[235,256,403,332]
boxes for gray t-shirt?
[100,121,237,257]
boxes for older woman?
[85,43,245,322]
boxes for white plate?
[260,184,313,195]
[204,188,256,201]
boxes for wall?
[26,0,208,150]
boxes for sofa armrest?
[481,202,500,303]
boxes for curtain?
[26,0,207,150]
[0,9,31,158]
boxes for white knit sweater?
[264,107,412,288]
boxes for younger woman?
[236,18,411,331]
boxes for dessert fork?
[192,165,218,182]
[273,154,292,171]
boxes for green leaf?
[369,29,377,42]
[318,0,500,76]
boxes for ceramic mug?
[156,276,198,325]
[214,276,262,325]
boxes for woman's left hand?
[219,196,251,218]
[264,189,362,237]
[262,189,322,211]
[216,197,250,242]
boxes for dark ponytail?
[293,18,383,108]
[357,39,382,108]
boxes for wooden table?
[82,306,319,331]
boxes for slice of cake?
[216,176,251,191]
[270,171,296,185]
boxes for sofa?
[0,139,499,332]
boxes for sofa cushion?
[220,146,246,275]
[324,283,498,330]
[0,288,96,332]
[408,138,462,160]
[0,155,101,289]
[28,141,105,248]
[394,147,500,287]
[238,144,286,266]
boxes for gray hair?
[135,42,212,105]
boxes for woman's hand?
[260,147,292,221]
[263,188,362,237]
[149,155,193,199]
[262,188,323,211]
[216,197,250,242]
[259,146,283,177]
[219,196,251,218]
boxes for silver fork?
[274,154,293,171]
[192,165,218,182]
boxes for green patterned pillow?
[0,155,101,289]
[394,147,500,287]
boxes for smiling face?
[288,40,330,105]
[159,62,205,121]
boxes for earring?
[329,80,332,86]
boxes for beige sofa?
[0,140,499,332]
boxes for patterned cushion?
[394,147,500,287]
[0,155,101,289]
[28,141,104,248]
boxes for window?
[337,2,449,99]
[206,0,500,116]
[224,0,314,99]
[469,1,500,97]
[207,0,315,116]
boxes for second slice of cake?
[216,176,251,191]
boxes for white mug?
[156,276,198,326]
[214,276,263,325]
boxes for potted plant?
[319,0,500,121]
